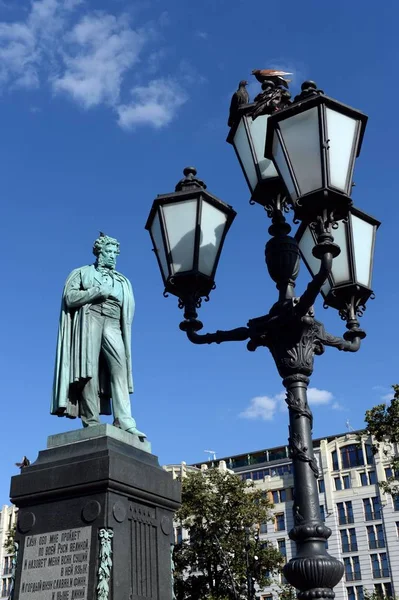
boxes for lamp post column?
[262,213,344,599]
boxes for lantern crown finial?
[175,166,207,192]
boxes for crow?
[228,80,249,127]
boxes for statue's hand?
[96,284,113,301]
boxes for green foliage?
[363,385,399,497]
[3,524,16,555]
[277,583,297,600]
[173,468,284,600]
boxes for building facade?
[0,504,18,599]
[190,431,399,600]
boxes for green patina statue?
[51,233,145,438]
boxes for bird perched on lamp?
[251,69,292,87]
[250,69,292,119]
[228,80,250,127]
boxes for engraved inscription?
[19,526,92,600]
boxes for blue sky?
[0,0,397,504]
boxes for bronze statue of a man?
[52,233,145,438]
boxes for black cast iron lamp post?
[146,80,380,600]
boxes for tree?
[3,524,16,555]
[363,384,399,497]
[173,467,284,600]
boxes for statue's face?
[99,243,118,269]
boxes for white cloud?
[239,396,279,421]
[307,387,334,405]
[116,77,187,130]
[240,387,336,421]
[0,0,189,129]
[53,12,146,108]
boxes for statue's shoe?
[125,426,147,439]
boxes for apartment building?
[189,431,399,600]
[0,504,18,599]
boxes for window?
[394,496,399,511]
[1,580,6,598]
[343,474,351,489]
[369,471,377,484]
[260,523,268,534]
[340,528,358,553]
[332,450,339,471]
[320,505,325,522]
[337,501,354,525]
[347,586,364,600]
[365,444,374,465]
[364,497,381,521]
[375,583,393,599]
[360,471,377,486]
[385,467,393,479]
[277,539,287,559]
[371,553,389,578]
[341,444,364,469]
[396,522,399,537]
[367,525,385,549]
[335,475,351,490]
[275,513,285,531]
[175,527,183,544]
[344,556,361,581]
[318,479,325,493]
[272,489,287,503]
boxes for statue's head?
[93,232,120,270]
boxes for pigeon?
[251,69,292,88]
[15,456,30,469]
[228,80,249,127]
[251,80,291,119]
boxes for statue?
[51,233,145,438]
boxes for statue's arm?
[64,272,106,309]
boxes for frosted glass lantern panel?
[272,133,297,199]
[199,201,228,276]
[250,114,278,181]
[279,107,322,195]
[150,211,169,280]
[352,215,374,287]
[326,108,358,192]
[298,226,330,297]
[163,200,197,274]
[330,220,350,285]
[234,119,257,192]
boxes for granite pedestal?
[10,425,181,600]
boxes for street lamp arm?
[182,323,250,345]
[314,320,365,353]
[295,249,333,318]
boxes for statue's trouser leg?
[102,316,137,431]
[80,311,103,427]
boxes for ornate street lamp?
[145,167,236,324]
[265,81,368,223]
[296,206,380,320]
[146,79,379,600]
[227,104,285,207]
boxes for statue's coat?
[51,265,134,418]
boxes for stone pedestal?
[10,426,181,600]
